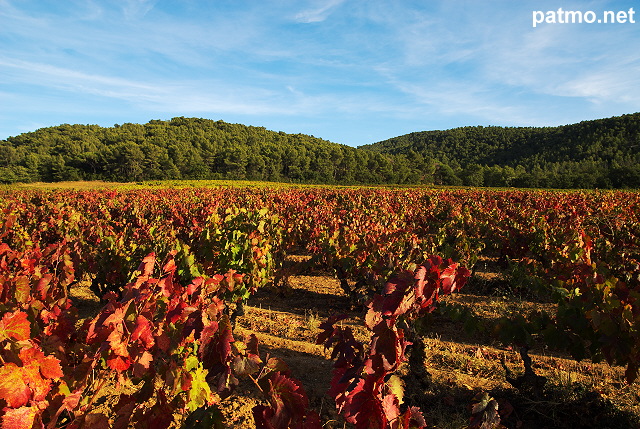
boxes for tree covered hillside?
[2,114,640,188]
[360,113,640,188]
[0,118,423,184]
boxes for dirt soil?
[70,259,640,429]
[224,260,640,429]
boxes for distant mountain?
[358,113,640,188]
[2,114,639,188]
[0,117,420,185]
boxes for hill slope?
[2,114,640,187]
[359,113,640,188]
[0,118,419,185]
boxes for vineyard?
[0,184,639,428]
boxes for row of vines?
[0,186,639,428]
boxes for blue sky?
[1,0,640,146]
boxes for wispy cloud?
[367,0,640,128]
[0,58,163,98]
[294,0,345,23]
[0,58,318,117]
[122,0,157,20]
[2,0,640,144]
[559,66,640,104]
[483,20,640,107]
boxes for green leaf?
[188,365,213,412]
[385,375,405,405]
[186,355,200,372]
[14,276,30,304]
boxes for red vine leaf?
[137,253,156,277]
[339,377,385,429]
[62,390,83,411]
[0,311,31,341]
[200,316,233,368]
[0,363,31,408]
[38,355,64,380]
[19,348,63,380]
[401,407,427,429]
[264,357,290,376]
[316,314,349,345]
[440,263,469,295]
[21,365,51,402]
[253,405,275,429]
[370,324,406,373]
[155,324,171,352]
[133,351,154,377]
[246,333,260,357]
[103,303,130,327]
[381,393,400,425]
[468,392,501,429]
[1,405,38,429]
[107,324,130,357]
[231,355,260,377]
[259,371,321,429]
[131,315,154,349]
[107,356,131,372]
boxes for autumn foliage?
[0,186,639,427]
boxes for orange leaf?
[0,311,31,342]
[1,405,38,429]
[0,363,31,408]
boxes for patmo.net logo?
[533,8,636,27]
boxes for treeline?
[0,117,424,185]
[361,113,640,188]
[2,114,640,188]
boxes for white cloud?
[2,0,640,142]
[558,67,640,104]
[481,21,640,107]
[0,58,304,116]
[370,0,640,127]
[0,58,163,96]
[121,0,157,20]
[294,0,345,23]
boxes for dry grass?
[68,257,640,428]
[13,180,124,189]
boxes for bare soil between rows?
[233,265,640,429]
[70,261,640,429]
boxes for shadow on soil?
[420,381,640,429]
[255,339,639,429]
[248,285,356,319]
[402,360,640,429]
[256,341,346,429]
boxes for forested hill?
[359,113,640,188]
[2,114,640,187]
[0,117,423,185]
